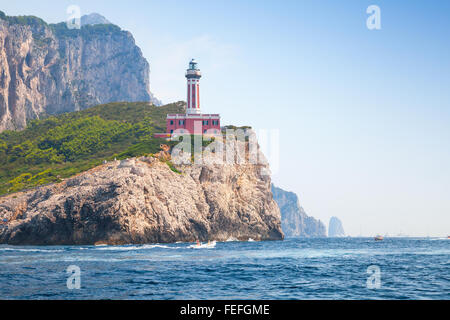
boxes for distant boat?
[189,241,216,249]
[375,235,384,241]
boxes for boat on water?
[375,235,384,241]
[189,241,217,249]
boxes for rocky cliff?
[0,12,160,132]
[80,13,111,26]
[328,217,345,237]
[272,185,326,238]
[0,139,283,245]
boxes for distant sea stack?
[328,217,345,237]
[0,138,283,245]
[0,11,161,132]
[272,185,326,238]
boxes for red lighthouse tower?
[186,59,202,114]
[166,59,221,136]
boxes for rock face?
[0,140,283,245]
[0,12,160,132]
[272,185,326,238]
[328,217,345,237]
[80,13,111,26]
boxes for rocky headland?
[0,139,283,245]
[272,185,327,238]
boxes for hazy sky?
[1,0,449,236]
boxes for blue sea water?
[0,238,449,300]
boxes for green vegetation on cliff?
[0,11,48,27]
[49,22,123,39]
[0,11,123,40]
[0,102,184,195]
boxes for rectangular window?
[170,120,174,125]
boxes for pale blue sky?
[1,1,449,236]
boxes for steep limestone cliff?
[0,12,159,132]
[0,139,283,245]
[272,185,326,238]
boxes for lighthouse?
[186,59,202,114]
[163,59,221,136]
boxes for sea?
[0,238,448,300]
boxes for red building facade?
[167,114,221,135]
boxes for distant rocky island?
[272,185,326,237]
[0,11,160,132]
[328,216,345,237]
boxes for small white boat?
[189,241,216,249]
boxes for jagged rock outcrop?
[0,139,283,245]
[0,12,160,132]
[328,217,345,237]
[80,13,111,26]
[272,185,326,238]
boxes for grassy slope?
[0,102,185,195]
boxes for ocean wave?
[92,244,183,251]
[0,248,64,253]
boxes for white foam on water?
[0,248,64,253]
[91,244,183,251]
[147,244,182,250]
